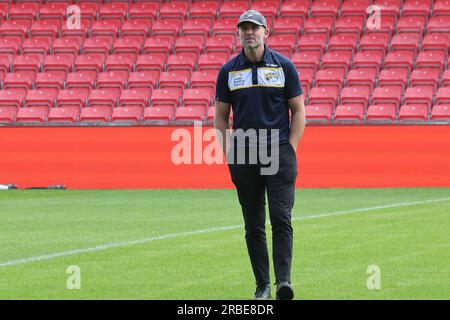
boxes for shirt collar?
[239,44,270,65]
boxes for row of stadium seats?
[1,0,450,125]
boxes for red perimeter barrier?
[0,125,449,189]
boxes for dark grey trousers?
[228,143,298,286]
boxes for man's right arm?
[214,101,231,155]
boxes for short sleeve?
[215,66,232,104]
[284,61,303,100]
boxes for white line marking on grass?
[1,197,449,268]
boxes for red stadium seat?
[251,0,280,26]
[410,68,440,89]
[16,107,48,124]
[340,86,371,108]
[206,106,215,124]
[374,0,402,20]
[88,89,120,108]
[151,19,182,37]
[268,34,296,57]
[390,33,420,55]
[80,106,112,123]
[121,19,152,40]
[30,19,61,40]
[52,38,82,59]
[308,86,340,109]
[280,0,309,22]
[333,16,365,37]
[182,87,214,107]
[97,70,128,91]
[190,70,219,89]
[396,16,426,35]
[384,51,415,74]
[99,2,129,22]
[182,19,212,39]
[415,51,446,72]
[403,86,434,111]
[0,20,31,40]
[442,69,450,87]
[321,51,353,74]
[359,33,390,54]
[76,2,99,22]
[174,35,205,56]
[4,71,35,90]
[8,2,39,22]
[366,104,397,123]
[39,2,68,22]
[431,104,450,122]
[25,88,58,110]
[436,87,450,105]
[0,37,21,55]
[346,69,377,92]
[48,106,80,123]
[402,0,432,18]
[159,70,190,90]
[128,70,160,90]
[272,17,304,39]
[422,34,450,58]
[315,69,346,91]
[205,35,235,55]
[198,52,228,70]
[83,37,113,60]
[305,104,333,124]
[352,51,384,74]
[378,68,409,91]
[167,53,197,73]
[432,0,450,16]
[74,53,105,76]
[128,2,159,21]
[175,105,206,124]
[303,16,334,36]
[105,53,135,74]
[60,18,91,43]
[296,33,328,56]
[219,1,250,19]
[113,36,144,59]
[12,54,43,76]
[371,86,403,110]
[0,106,18,124]
[91,19,122,42]
[22,37,52,58]
[159,1,189,22]
[32,75,63,94]
[365,16,396,39]
[328,33,358,55]
[212,18,239,36]
[57,88,90,109]
[340,0,369,18]
[66,71,97,90]
[43,54,74,77]
[119,88,151,108]
[144,36,174,56]
[298,68,315,95]
[398,104,428,122]
[0,88,26,108]
[135,53,166,72]
[143,105,175,124]
[189,1,218,22]
[151,87,183,108]
[112,106,144,123]
[334,104,365,123]
[427,16,450,33]
[310,0,339,20]
[292,51,321,72]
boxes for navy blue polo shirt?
[215,45,303,146]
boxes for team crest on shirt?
[264,71,280,83]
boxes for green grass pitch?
[0,188,449,300]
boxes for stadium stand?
[0,0,449,126]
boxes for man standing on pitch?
[214,10,306,300]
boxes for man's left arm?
[287,94,306,152]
